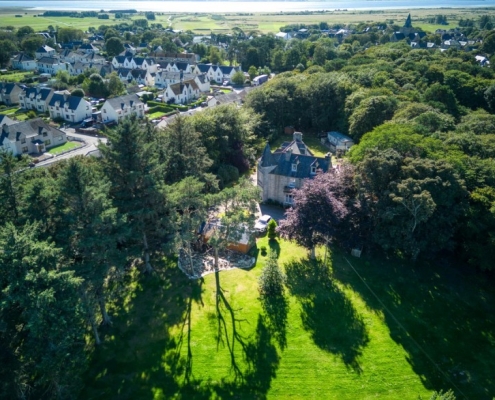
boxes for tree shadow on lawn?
[331,249,495,399]
[82,260,282,400]
[81,258,205,400]
[285,257,369,373]
[268,239,281,258]
[261,291,289,350]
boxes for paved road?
[35,128,107,168]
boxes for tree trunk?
[83,290,101,345]
[214,247,219,269]
[91,318,101,346]
[98,292,112,326]
[142,231,153,273]
[310,246,316,259]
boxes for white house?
[100,94,145,123]
[193,64,223,82]
[154,71,196,88]
[167,79,201,104]
[327,131,354,152]
[0,82,23,105]
[35,45,56,60]
[48,92,92,123]
[275,32,292,40]
[37,57,67,75]
[218,65,241,82]
[19,87,55,113]
[0,118,67,156]
[11,53,37,71]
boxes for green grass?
[0,71,32,83]
[80,237,495,399]
[148,111,166,120]
[47,141,81,154]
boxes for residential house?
[37,57,67,75]
[193,64,223,82]
[78,43,99,54]
[35,45,56,60]
[100,94,145,123]
[154,70,196,88]
[112,55,134,69]
[151,51,198,63]
[476,55,490,67]
[257,132,331,205]
[195,73,210,92]
[48,92,92,123]
[11,53,37,71]
[130,69,155,86]
[0,118,67,156]
[0,115,16,127]
[19,86,55,113]
[326,131,354,152]
[0,82,23,105]
[275,32,292,40]
[219,65,241,82]
[133,57,158,73]
[167,79,201,104]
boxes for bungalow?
[11,53,37,71]
[327,131,354,152]
[48,92,92,123]
[257,131,331,205]
[35,45,56,60]
[100,94,145,123]
[37,57,67,75]
[0,82,23,105]
[0,118,67,156]
[19,86,55,113]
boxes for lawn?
[80,226,495,400]
[47,141,81,154]
[148,111,167,120]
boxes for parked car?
[254,215,272,233]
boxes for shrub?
[267,219,278,241]
[217,164,239,186]
[258,250,285,297]
[26,110,37,119]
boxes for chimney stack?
[293,131,303,142]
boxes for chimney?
[285,148,292,161]
[293,131,303,142]
[180,70,184,82]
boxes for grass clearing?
[47,141,81,154]
[81,230,495,399]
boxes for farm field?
[80,232,495,399]
[1,8,495,34]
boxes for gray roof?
[37,56,60,65]
[104,94,143,111]
[157,71,195,81]
[23,87,54,102]
[0,115,16,127]
[0,118,64,144]
[259,136,330,179]
[0,82,22,95]
[36,45,55,53]
[12,53,34,62]
[196,64,212,73]
[48,93,85,110]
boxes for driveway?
[259,203,287,223]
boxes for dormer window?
[311,166,316,174]
[291,163,297,172]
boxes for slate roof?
[196,73,208,84]
[37,56,60,65]
[23,87,54,102]
[0,118,64,143]
[105,94,143,110]
[36,45,55,53]
[117,67,132,77]
[48,93,86,110]
[131,69,148,80]
[196,64,212,73]
[219,65,239,74]
[0,82,22,95]
[175,62,189,71]
[12,53,34,62]
[0,115,16,127]
[157,71,195,81]
[259,135,330,179]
